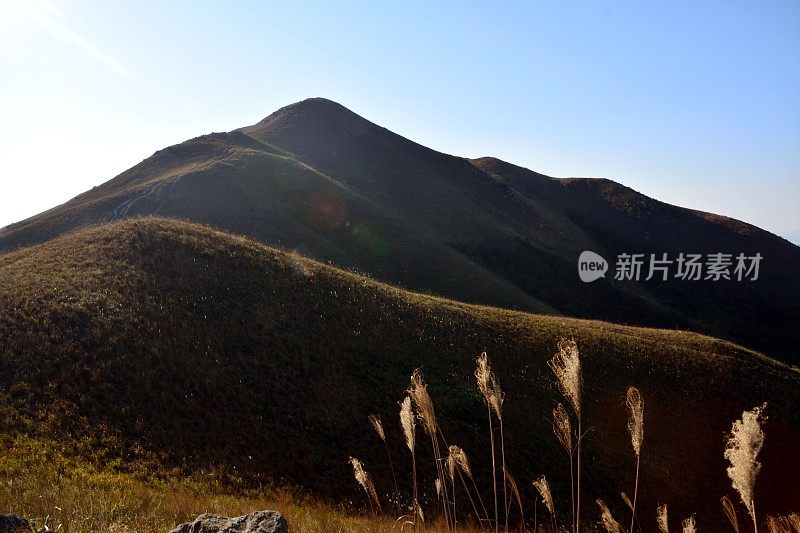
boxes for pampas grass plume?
[721,495,739,533]
[725,403,767,529]
[368,414,385,442]
[657,503,669,533]
[549,338,581,415]
[626,387,644,457]
[533,476,554,516]
[349,457,381,512]
[447,445,472,480]
[597,499,623,533]
[400,397,415,452]
[553,402,572,453]
[408,369,438,438]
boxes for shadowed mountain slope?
[0,218,798,531]
[1,98,798,362]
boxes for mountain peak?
[289,96,347,110]
[245,97,363,137]
[270,96,352,118]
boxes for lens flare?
[308,190,347,230]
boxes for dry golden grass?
[476,352,503,421]
[551,402,573,530]
[0,435,405,533]
[349,339,794,533]
[549,339,583,533]
[552,404,572,456]
[369,414,399,506]
[657,503,669,533]
[448,445,489,530]
[548,340,581,418]
[399,395,419,528]
[353,344,800,533]
[626,387,643,458]
[596,499,623,533]
[400,397,416,454]
[408,369,453,530]
[722,495,740,533]
[725,403,768,532]
[504,468,524,528]
[1,219,799,532]
[408,370,439,444]
[369,414,385,442]
[532,474,556,532]
[447,446,471,482]
[626,386,644,533]
[766,513,800,533]
[475,352,506,532]
[349,457,382,515]
[0,435,499,533]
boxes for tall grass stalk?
[349,457,382,515]
[439,426,490,526]
[765,514,800,533]
[447,445,484,528]
[549,339,582,533]
[621,492,633,513]
[621,493,641,533]
[466,465,491,527]
[657,503,669,533]
[476,352,504,533]
[533,475,555,533]
[626,387,644,533]
[725,403,767,533]
[446,452,458,526]
[553,402,574,528]
[504,468,524,531]
[400,396,418,530]
[409,369,452,531]
[369,414,399,505]
[499,417,508,532]
[721,495,740,533]
[597,499,623,533]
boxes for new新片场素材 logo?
[578,251,762,282]
[578,251,608,282]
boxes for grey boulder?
[168,511,287,533]
[0,515,33,533]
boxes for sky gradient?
[1,0,798,243]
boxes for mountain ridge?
[1,97,798,362]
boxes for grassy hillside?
[1,98,798,362]
[0,434,408,533]
[0,218,798,531]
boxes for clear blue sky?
[2,1,798,243]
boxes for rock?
[0,515,33,533]
[168,511,288,533]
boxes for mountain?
[1,218,798,530]
[1,97,798,363]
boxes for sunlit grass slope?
[0,217,797,531]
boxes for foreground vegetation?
[0,435,412,532]
[3,354,797,532]
[349,344,799,532]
